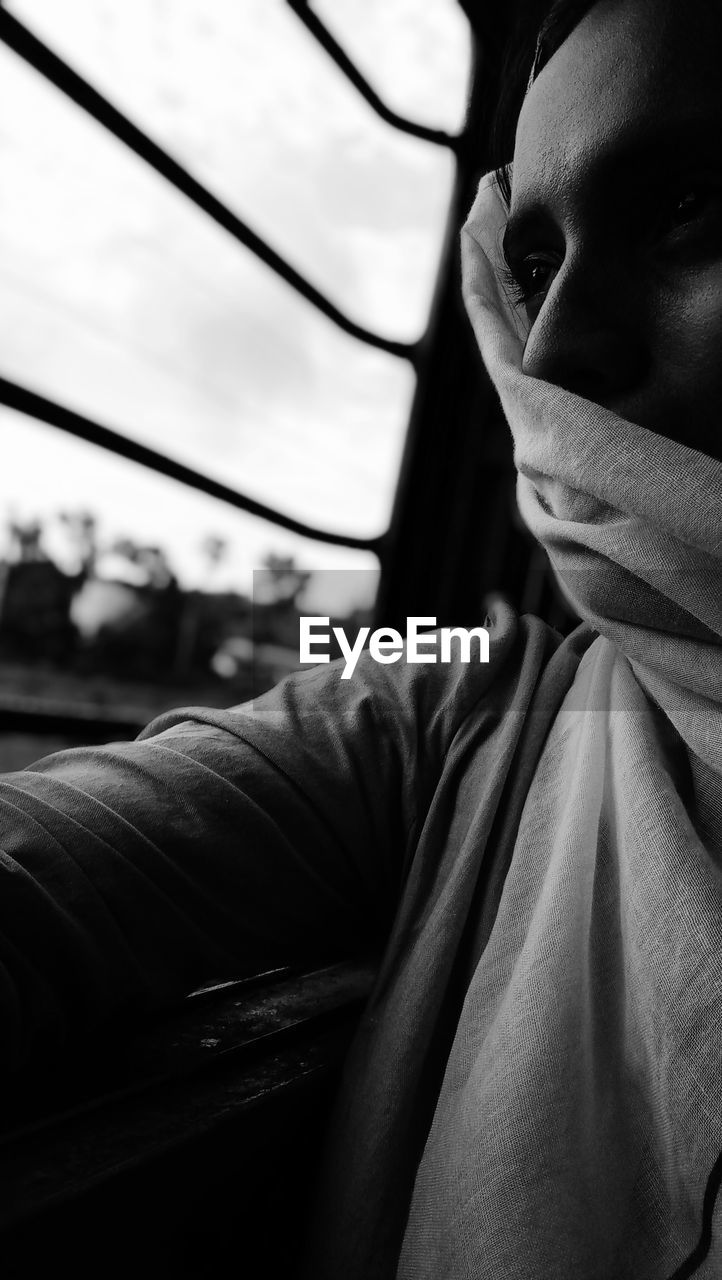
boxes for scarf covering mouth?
[395,175,722,1280]
[460,173,722,773]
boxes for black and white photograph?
[0,1,721,1277]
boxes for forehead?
[512,0,722,213]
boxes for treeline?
[0,512,310,685]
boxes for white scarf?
[397,176,722,1279]
[462,174,722,778]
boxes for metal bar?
[0,7,417,363]
[286,1,460,150]
[0,376,383,554]
[374,38,515,630]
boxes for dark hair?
[492,0,601,207]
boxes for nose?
[521,263,648,404]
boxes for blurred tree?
[58,510,98,577]
[257,552,311,607]
[107,537,176,590]
[0,516,77,661]
[200,535,228,578]
[8,518,46,563]
[172,534,229,678]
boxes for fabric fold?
[395,174,722,1279]
[461,173,722,772]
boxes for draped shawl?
[394,176,722,1279]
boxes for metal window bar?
[285,0,461,150]
[0,7,419,363]
[0,376,380,554]
[0,2,456,547]
[0,2,512,738]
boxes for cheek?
[679,266,722,335]
[653,268,722,460]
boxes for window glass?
[0,44,413,538]
[0,3,469,765]
[313,0,471,133]
[6,0,463,338]
[1,410,377,591]
[0,410,378,767]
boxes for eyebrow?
[501,207,544,264]
[503,112,722,263]
[501,214,524,263]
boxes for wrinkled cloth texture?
[0,174,720,1280]
[0,602,590,1280]
[302,610,590,1280]
[394,175,722,1279]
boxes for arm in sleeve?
[0,608,523,1068]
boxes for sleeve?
[0,608,522,1068]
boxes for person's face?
[505,0,722,461]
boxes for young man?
[2,2,721,1276]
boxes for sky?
[0,0,471,609]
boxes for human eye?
[656,177,722,242]
[502,251,560,319]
